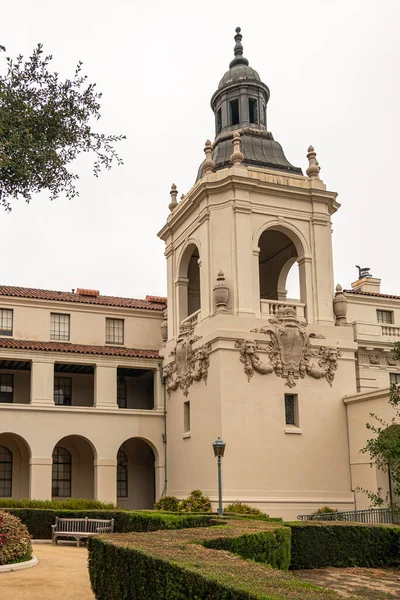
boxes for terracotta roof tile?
[0,286,166,311]
[344,289,400,300]
[0,338,160,359]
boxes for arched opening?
[178,243,201,324]
[258,228,304,317]
[0,433,30,499]
[52,435,95,499]
[116,438,155,510]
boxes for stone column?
[30,359,55,405]
[298,256,315,324]
[94,364,118,408]
[153,367,163,410]
[29,457,52,500]
[155,460,165,502]
[94,458,117,505]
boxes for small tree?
[359,342,400,506]
[0,44,125,211]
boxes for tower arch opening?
[177,243,201,324]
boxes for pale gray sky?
[1,0,399,299]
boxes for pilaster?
[30,359,55,406]
[94,458,117,505]
[29,457,52,500]
[94,364,118,408]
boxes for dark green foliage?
[89,538,259,600]
[3,509,215,539]
[0,44,125,211]
[288,522,400,569]
[179,489,212,512]
[153,496,180,511]
[224,502,266,516]
[202,527,291,570]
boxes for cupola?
[197,27,302,180]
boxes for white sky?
[1,0,399,299]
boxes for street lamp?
[212,437,226,516]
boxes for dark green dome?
[218,64,261,89]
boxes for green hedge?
[288,522,400,569]
[0,498,114,509]
[88,522,343,600]
[4,509,216,539]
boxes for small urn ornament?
[333,284,348,325]
[160,309,168,343]
[213,270,229,311]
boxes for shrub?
[224,502,266,516]
[179,489,212,513]
[0,498,114,510]
[288,522,400,569]
[88,521,341,599]
[154,495,179,512]
[0,510,32,565]
[3,508,216,539]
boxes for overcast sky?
[1,0,399,300]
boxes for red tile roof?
[0,338,160,359]
[344,289,400,300]
[0,286,166,311]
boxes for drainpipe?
[159,361,167,497]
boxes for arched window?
[52,447,71,497]
[0,445,12,497]
[117,449,128,498]
[178,243,201,325]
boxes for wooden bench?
[51,517,114,547]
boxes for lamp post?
[212,437,226,516]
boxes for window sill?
[284,427,302,435]
[182,432,191,439]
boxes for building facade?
[0,29,399,519]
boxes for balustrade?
[382,325,400,338]
[260,299,306,321]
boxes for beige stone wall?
[345,388,398,509]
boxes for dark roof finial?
[229,26,249,68]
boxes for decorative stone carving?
[236,307,340,388]
[369,354,380,365]
[168,183,178,211]
[203,139,215,174]
[306,145,320,179]
[160,309,168,344]
[163,322,211,396]
[387,355,398,367]
[230,131,244,165]
[213,270,229,311]
[333,284,348,325]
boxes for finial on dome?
[230,131,244,165]
[229,26,249,68]
[168,183,178,211]
[203,139,215,174]
[306,145,321,179]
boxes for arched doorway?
[177,243,201,324]
[52,435,95,499]
[116,438,156,510]
[0,433,30,499]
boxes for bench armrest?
[51,525,56,532]
[95,527,112,533]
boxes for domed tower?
[159,28,355,521]
[197,27,302,180]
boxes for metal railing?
[297,508,400,524]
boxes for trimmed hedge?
[288,521,400,569]
[0,498,114,510]
[88,521,342,600]
[4,509,216,540]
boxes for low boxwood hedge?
[288,521,400,569]
[88,521,344,600]
[4,509,216,539]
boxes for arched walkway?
[0,432,30,499]
[116,438,155,510]
[52,435,95,499]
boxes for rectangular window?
[390,373,400,386]
[249,98,258,124]
[117,377,127,409]
[229,99,239,125]
[217,109,222,134]
[54,377,72,406]
[285,394,298,426]
[377,310,394,324]
[0,374,13,403]
[0,309,13,336]
[184,400,190,433]
[106,318,124,345]
[50,313,70,341]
